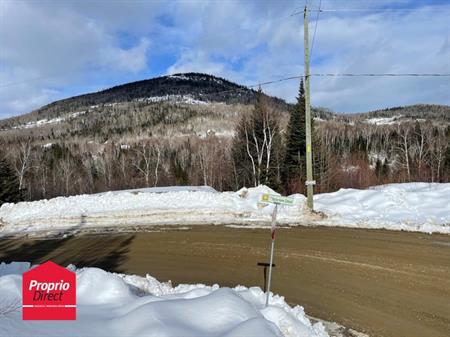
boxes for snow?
[0,183,448,237]
[200,129,235,138]
[0,262,30,277]
[70,110,87,118]
[368,151,388,169]
[100,185,218,195]
[137,94,208,105]
[168,74,224,84]
[314,183,450,234]
[341,165,360,173]
[13,116,66,129]
[0,262,327,337]
[11,111,87,130]
[364,115,401,125]
[168,74,191,80]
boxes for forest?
[1,84,449,205]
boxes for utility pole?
[304,6,315,210]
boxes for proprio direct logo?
[22,261,76,320]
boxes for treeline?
[314,119,450,190]
[1,83,449,205]
[1,137,232,202]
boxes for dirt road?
[1,226,449,337]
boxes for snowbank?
[0,183,448,236]
[0,185,305,236]
[0,262,327,337]
[315,183,450,234]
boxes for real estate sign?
[22,261,76,320]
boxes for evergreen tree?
[375,158,383,178]
[282,80,306,192]
[170,156,189,185]
[0,155,22,206]
[382,158,390,177]
[444,127,450,179]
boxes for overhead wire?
[310,0,322,57]
[290,7,440,16]
[173,73,450,101]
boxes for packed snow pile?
[314,183,450,234]
[0,185,305,236]
[0,183,448,236]
[0,262,328,337]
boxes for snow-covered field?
[0,183,448,237]
[0,262,327,337]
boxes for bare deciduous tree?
[11,141,32,191]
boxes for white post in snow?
[265,204,277,307]
[260,194,293,307]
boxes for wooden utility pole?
[304,6,315,210]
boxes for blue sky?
[0,0,449,118]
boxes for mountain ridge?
[1,73,449,126]
[1,72,287,124]
[0,73,448,140]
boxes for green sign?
[260,193,294,206]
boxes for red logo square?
[22,261,76,320]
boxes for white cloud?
[0,0,448,118]
[168,50,228,76]
[102,38,150,73]
[0,0,152,117]
[7,88,60,113]
[164,1,449,111]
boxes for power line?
[315,8,449,12]
[246,73,450,88]
[178,73,450,100]
[310,73,450,77]
[310,0,322,57]
[291,7,441,16]
[2,72,447,95]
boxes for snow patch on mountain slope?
[136,94,208,105]
[364,115,401,125]
[9,111,87,130]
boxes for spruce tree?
[283,79,306,192]
[444,126,450,181]
[0,155,22,206]
[375,158,383,178]
[382,158,390,177]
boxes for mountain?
[0,73,287,125]
[0,73,292,142]
[0,72,448,144]
[0,72,448,201]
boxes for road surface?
[1,226,449,337]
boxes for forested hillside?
[0,73,448,203]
